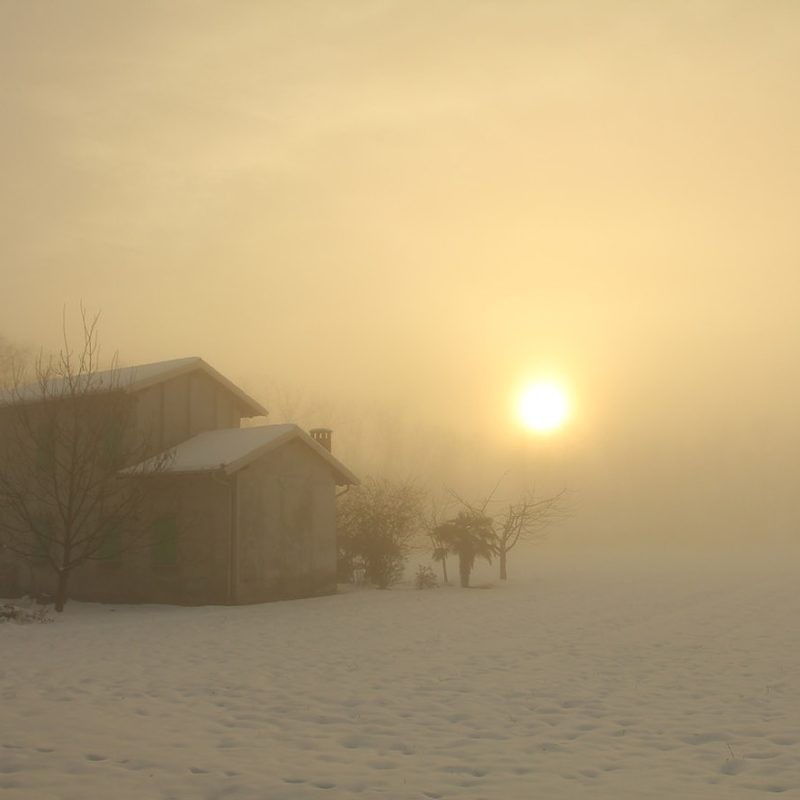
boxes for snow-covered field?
[2,551,799,799]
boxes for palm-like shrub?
[434,511,496,588]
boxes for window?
[150,515,177,567]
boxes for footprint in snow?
[580,769,599,778]
[340,736,367,749]
[680,732,729,745]
[720,759,745,776]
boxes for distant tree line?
[0,334,29,390]
[336,474,570,589]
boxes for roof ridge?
[129,423,357,486]
[0,356,268,417]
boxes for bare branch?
[444,475,572,581]
[0,308,167,610]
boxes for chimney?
[309,427,332,452]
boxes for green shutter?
[150,516,177,566]
[98,518,123,564]
[34,514,53,562]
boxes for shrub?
[435,511,496,588]
[414,565,438,590]
[0,602,53,624]
[337,477,424,589]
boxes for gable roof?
[0,357,268,417]
[131,424,358,486]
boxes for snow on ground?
[2,551,799,799]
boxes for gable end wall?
[133,371,244,454]
[234,439,337,603]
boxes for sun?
[517,381,570,434]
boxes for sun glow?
[518,381,571,434]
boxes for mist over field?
[3,1,800,557]
[2,5,800,796]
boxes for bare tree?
[0,309,168,611]
[0,334,29,390]
[495,488,570,580]
[447,476,570,581]
[424,493,452,585]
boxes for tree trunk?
[441,557,449,586]
[54,569,69,612]
[499,549,507,580]
[459,557,470,588]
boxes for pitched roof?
[131,424,358,486]
[0,357,267,417]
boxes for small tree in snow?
[495,488,569,580]
[448,477,570,581]
[0,309,168,611]
[424,494,452,585]
[434,510,496,588]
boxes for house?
[0,357,357,605]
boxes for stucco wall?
[9,474,233,606]
[235,439,337,603]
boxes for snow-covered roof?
[0,357,267,417]
[132,424,358,486]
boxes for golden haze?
[2,1,799,551]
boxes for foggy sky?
[2,1,799,550]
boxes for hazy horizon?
[3,0,799,552]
